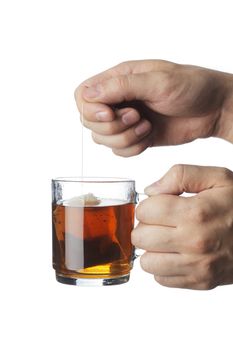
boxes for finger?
[154,275,195,289]
[77,101,115,122]
[79,60,175,87]
[140,251,190,276]
[112,136,152,157]
[82,71,170,105]
[145,164,233,196]
[154,275,217,290]
[76,60,176,89]
[136,195,188,227]
[75,82,115,122]
[76,61,137,89]
[91,119,152,149]
[83,108,141,135]
[132,223,181,253]
[74,66,133,116]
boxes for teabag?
[62,193,101,207]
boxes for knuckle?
[220,167,233,182]
[171,164,184,173]
[201,269,214,284]
[132,143,146,156]
[119,132,131,148]
[193,234,222,254]
[191,237,214,254]
[114,75,132,100]
[162,60,178,70]
[114,76,128,90]
[113,139,150,158]
[201,256,218,279]
[102,123,116,135]
[154,275,168,287]
[170,164,185,182]
[154,275,185,289]
[190,204,209,224]
[131,228,141,247]
[91,132,101,145]
[136,202,146,222]
[140,253,151,272]
[114,61,132,75]
[154,70,177,99]
[192,256,218,289]
[112,148,124,157]
[130,138,152,157]
[161,69,175,81]
[112,147,137,158]
[80,118,89,129]
[155,59,178,69]
[199,281,217,290]
[116,60,128,68]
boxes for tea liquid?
[52,199,135,279]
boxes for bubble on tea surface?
[63,193,101,207]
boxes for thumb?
[82,72,161,104]
[145,164,233,195]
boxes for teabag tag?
[62,193,101,207]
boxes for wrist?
[214,72,233,143]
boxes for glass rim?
[52,176,135,184]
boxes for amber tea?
[53,198,135,284]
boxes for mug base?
[56,273,130,286]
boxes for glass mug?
[52,177,142,286]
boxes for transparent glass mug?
[52,177,142,286]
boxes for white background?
[0,0,232,349]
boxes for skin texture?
[75,60,233,157]
[132,165,233,290]
[74,60,233,290]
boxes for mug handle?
[133,192,148,259]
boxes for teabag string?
[81,102,84,180]
[78,104,127,263]
[78,103,100,206]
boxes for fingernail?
[134,120,151,136]
[83,84,101,99]
[96,111,111,121]
[122,111,140,125]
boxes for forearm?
[215,72,233,144]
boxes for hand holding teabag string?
[75,60,232,157]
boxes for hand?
[132,164,233,290]
[75,60,233,157]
